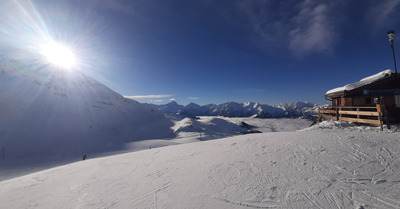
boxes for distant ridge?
[141,101,320,119]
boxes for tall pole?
[388,31,398,73]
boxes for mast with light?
[388,30,398,73]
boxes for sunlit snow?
[1,121,399,209]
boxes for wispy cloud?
[124,94,173,99]
[289,0,337,57]
[228,0,342,57]
[365,0,400,31]
[150,99,163,103]
[93,0,344,57]
[231,0,286,47]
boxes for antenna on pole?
[388,30,398,73]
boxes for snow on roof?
[326,69,393,95]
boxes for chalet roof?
[325,70,396,99]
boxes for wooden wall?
[330,95,400,123]
[332,95,396,107]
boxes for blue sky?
[1,0,400,105]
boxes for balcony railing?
[318,104,383,130]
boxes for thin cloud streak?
[150,99,163,103]
[289,0,337,57]
[228,0,342,57]
[93,0,343,57]
[366,0,400,31]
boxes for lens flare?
[40,42,77,69]
[0,0,104,75]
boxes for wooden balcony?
[318,105,383,130]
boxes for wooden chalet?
[318,70,400,129]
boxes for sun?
[40,42,77,69]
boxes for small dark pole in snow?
[198,129,202,140]
[83,154,87,160]
[388,31,398,73]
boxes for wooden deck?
[318,105,383,130]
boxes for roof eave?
[324,91,345,100]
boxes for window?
[395,95,400,107]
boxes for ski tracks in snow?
[285,131,400,209]
[208,130,400,209]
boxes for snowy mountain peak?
[0,57,174,158]
[143,101,320,118]
[166,100,179,105]
[185,102,201,109]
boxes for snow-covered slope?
[144,101,185,114]
[180,102,217,117]
[0,58,175,159]
[274,101,319,119]
[170,116,312,143]
[144,101,319,118]
[0,116,312,181]
[1,122,399,209]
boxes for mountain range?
[142,101,319,119]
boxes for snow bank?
[304,120,399,133]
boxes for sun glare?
[40,42,77,69]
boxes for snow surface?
[326,69,393,95]
[1,121,399,209]
[0,116,311,181]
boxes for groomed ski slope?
[1,121,400,209]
